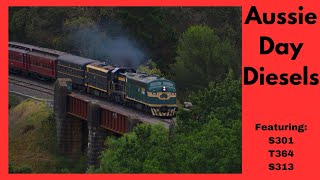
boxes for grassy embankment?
[9,95,87,173]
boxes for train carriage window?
[150,81,161,86]
[59,65,66,73]
[163,82,174,87]
[44,64,49,69]
[33,61,39,66]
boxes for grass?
[9,94,21,109]
[9,99,87,173]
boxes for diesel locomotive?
[9,42,177,117]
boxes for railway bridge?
[54,78,174,168]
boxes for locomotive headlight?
[163,86,166,91]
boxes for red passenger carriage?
[9,47,28,72]
[9,42,63,80]
[27,49,59,80]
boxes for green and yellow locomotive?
[83,62,177,117]
[125,73,177,117]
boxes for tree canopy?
[97,124,173,173]
[173,25,241,100]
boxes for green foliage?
[187,69,241,127]
[173,69,241,173]
[9,163,32,174]
[9,99,87,173]
[9,100,58,173]
[175,70,241,173]
[137,59,163,76]
[62,16,98,56]
[60,168,70,174]
[97,124,173,173]
[173,25,241,100]
[64,16,95,31]
[116,8,178,73]
[9,95,20,109]
[173,118,241,173]
[86,166,97,174]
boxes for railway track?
[9,77,54,95]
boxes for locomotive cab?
[109,67,136,103]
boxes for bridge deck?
[69,92,173,129]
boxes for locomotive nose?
[160,106,168,112]
[160,93,168,99]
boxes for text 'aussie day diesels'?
[244,6,320,86]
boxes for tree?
[173,118,241,173]
[173,25,240,100]
[137,59,163,76]
[97,124,174,173]
[187,69,241,127]
[115,8,178,73]
[173,69,241,173]
[9,163,32,174]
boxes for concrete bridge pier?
[55,78,76,154]
[54,78,84,157]
[87,102,108,168]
